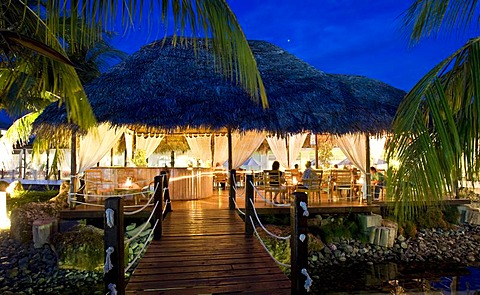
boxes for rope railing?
[231,197,245,216]
[123,184,159,215]
[125,219,159,273]
[249,216,291,268]
[125,201,160,244]
[104,173,167,294]
[249,198,290,240]
[250,180,290,207]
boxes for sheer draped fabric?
[185,134,212,166]
[335,133,386,198]
[267,133,307,169]
[124,130,134,166]
[231,131,265,169]
[0,138,14,170]
[289,133,307,167]
[135,134,164,159]
[213,135,228,166]
[78,123,126,174]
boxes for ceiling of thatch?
[35,38,406,136]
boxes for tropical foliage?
[387,0,480,220]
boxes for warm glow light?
[125,177,133,188]
[5,181,18,195]
[0,192,11,230]
[293,177,298,185]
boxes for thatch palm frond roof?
[35,38,405,136]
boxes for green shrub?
[7,190,58,210]
[443,205,460,225]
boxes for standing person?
[370,167,385,200]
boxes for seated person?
[370,166,385,200]
[270,161,285,203]
[301,161,316,188]
[292,163,303,182]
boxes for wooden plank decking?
[125,209,291,294]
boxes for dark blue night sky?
[111,0,475,92]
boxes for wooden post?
[104,197,125,295]
[291,191,309,295]
[245,174,254,236]
[227,128,232,172]
[229,169,236,210]
[153,175,163,240]
[22,148,27,179]
[45,150,50,180]
[365,133,372,205]
[161,171,172,214]
[69,131,77,210]
[314,133,318,168]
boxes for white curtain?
[266,135,288,168]
[232,131,265,169]
[213,134,228,166]
[124,130,134,167]
[78,123,126,174]
[0,138,14,170]
[135,134,164,158]
[335,133,367,173]
[267,133,307,169]
[289,133,308,168]
[370,136,386,164]
[185,134,212,166]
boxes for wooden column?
[69,131,77,209]
[227,128,233,172]
[291,191,309,295]
[104,197,125,295]
[153,175,163,240]
[314,134,318,168]
[365,133,372,205]
[229,169,236,210]
[245,174,254,236]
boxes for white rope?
[104,246,114,274]
[249,216,291,268]
[125,219,159,273]
[162,200,170,215]
[249,198,290,240]
[106,208,114,228]
[233,185,246,198]
[72,190,147,198]
[232,197,245,216]
[124,193,155,215]
[73,200,105,207]
[108,283,117,295]
[125,201,160,244]
[301,268,313,292]
[251,181,290,207]
[300,201,309,217]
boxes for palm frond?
[37,0,267,106]
[387,37,480,220]
[5,111,41,145]
[402,0,480,43]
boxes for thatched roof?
[35,38,405,135]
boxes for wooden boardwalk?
[125,209,291,294]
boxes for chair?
[331,169,354,200]
[214,170,228,189]
[297,169,323,202]
[264,170,287,203]
[84,169,114,203]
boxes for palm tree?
[386,0,480,219]
[1,0,267,130]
